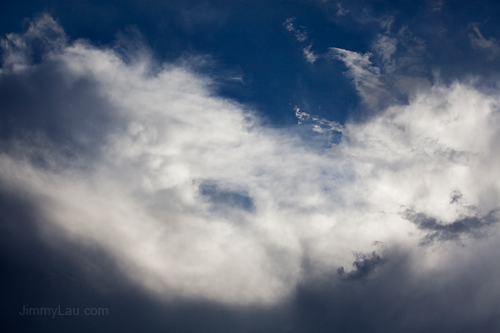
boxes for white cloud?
[2,16,500,309]
[344,82,500,219]
[303,44,319,64]
[283,17,308,42]
[393,26,427,74]
[283,17,296,33]
[1,14,66,71]
[294,106,343,134]
[329,47,390,108]
[373,34,397,72]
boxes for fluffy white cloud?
[2,15,500,308]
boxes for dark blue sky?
[2,1,500,125]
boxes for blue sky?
[3,0,500,124]
[2,1,500,332]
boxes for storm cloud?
[2,9,500,332]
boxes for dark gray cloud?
[3,200,500,333]
[293,246,500,333]
[199,181,255,213]
[0,16,119,167]
[337,251,385,281]
[0,63,117,162]
[0,187,289,333]
[402,208,500,245]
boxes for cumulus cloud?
[1,14,345,306]
[2,15,500,324]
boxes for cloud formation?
[283,17,309,42]
[337,251,385,281]
[402,208,500,245]
[469,23,500,59]
[303,44,318,64]
[283,17,320,65]
[329,47,390,109]
[2,16,500,329]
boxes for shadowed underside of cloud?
[2,14,500,332]
[402,208,500,245]
[337,251,385,281]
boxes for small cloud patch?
[337,251,385,281]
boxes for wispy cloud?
[283,17,309,42]
[294,106,343,134]
[469,23,500,59]
[303,44,319,64]
[373,34,397,72]
[336,3,349,16]
[430,0,444,12]
[329,47,391,109]
[284,18,320,65]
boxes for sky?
[2,1,500,332]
